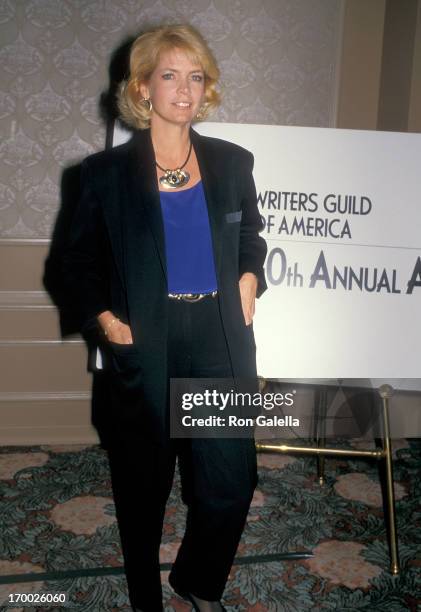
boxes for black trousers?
[107,296,258,611]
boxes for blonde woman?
[63,24,267,612]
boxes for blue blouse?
[160,181,218,294]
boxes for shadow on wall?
[99,35,136,146]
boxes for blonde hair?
[117,24,220,130]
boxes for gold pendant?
[159,169,190,189]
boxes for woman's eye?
[162,73,174,80]
[191,74,203,82]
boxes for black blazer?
[62,127,267,444]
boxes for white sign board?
[113,122,421,380]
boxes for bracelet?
[104,317,120,336]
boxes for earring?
[195,104,206,120]
[140,97,153,112]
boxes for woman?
[63,24,267,612]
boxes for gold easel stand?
[255,383,400,574]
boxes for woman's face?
[140,48,205,129]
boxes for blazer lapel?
[190,128,226,277]
[125,129,167,280]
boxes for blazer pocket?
[106,341,141,373]
[108,340,139,355]
[225,210,242,223]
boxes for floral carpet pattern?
[0,439,420,611]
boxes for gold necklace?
[155,141,193,189]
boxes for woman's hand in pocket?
[239,273,258,326]
[97,311,133,344]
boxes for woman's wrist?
[239,272,258,292]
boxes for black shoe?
[173,591,227,612]
[168,574,226,611]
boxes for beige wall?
[408,0,421,132]
[0,242,94,444]
[377,0,419,131]
[336,0,421,132]
[336,0,386,130]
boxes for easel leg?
[379,385,400,574]
[316,387,327,485]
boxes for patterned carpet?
[0,439,420,611]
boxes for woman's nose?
[177,77,190,93]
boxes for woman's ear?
[138,81,150,100]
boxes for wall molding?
[0,239,51,245]
[0,339,83,346]
[0,290,54,309]
[0,391,90,402]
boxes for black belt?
[168,291,218,302]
